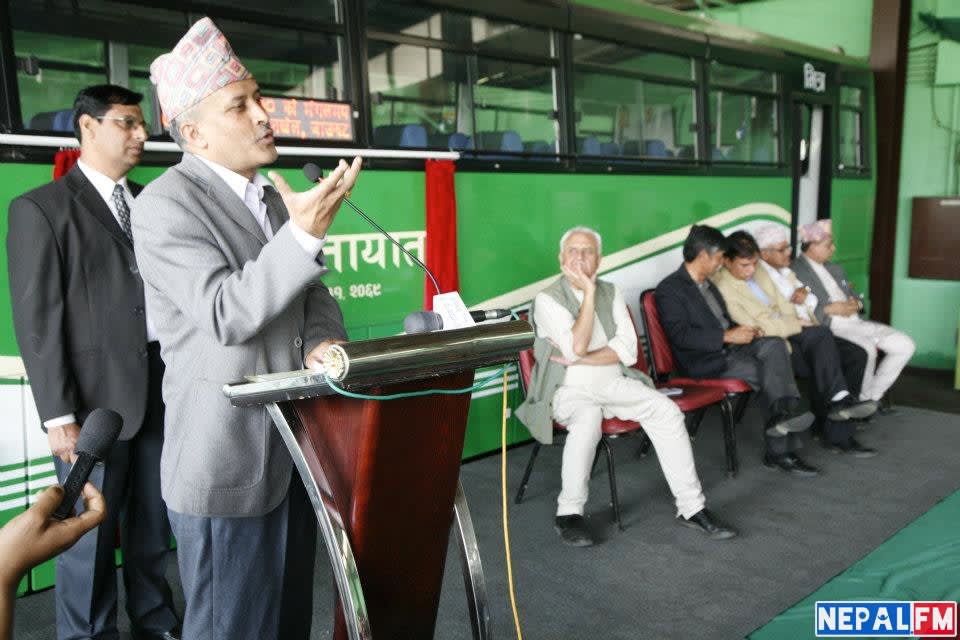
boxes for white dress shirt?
[533,285,637,387]
[196,156,326,257]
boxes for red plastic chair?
[513,308,740,530]
[628,309,738,476]
[513,346,646,531]
[639,289,753,425]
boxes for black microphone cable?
[303,162,441,296]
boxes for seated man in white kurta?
[516,226,736,547]
[789,220,916,410]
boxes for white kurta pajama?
[800,258,915,402]
[533,286,705,519]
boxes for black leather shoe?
[134,632,180,640]
[827,438,878,458]
[878,395,897,415]
[765,409,815,436]
[828,397,878,421]
[677,509,737,540]
[763,453,820,477]
[554,515,594,547]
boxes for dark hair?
[800,241,812,253]
[73,85,143,141]
[723,230,760,260]
[682,224,727,262]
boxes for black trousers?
[789,327,868,445]
[53,344,178,639]
[719,337,802,456]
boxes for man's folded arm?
[532,294,581,363]
[605,289,638,367]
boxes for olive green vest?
[515,277,652,444]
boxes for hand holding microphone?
[267,157,362,239]
[51,409,122,521]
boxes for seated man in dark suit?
[713,231,878,457]
[655,225,817,476]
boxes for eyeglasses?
[95,115,148,131]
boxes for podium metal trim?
[453,481,492,639]
[266,402,372,640]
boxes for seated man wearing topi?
[790,219,915,411]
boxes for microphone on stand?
[51,409,122,520]
[403,309,512,334]
[303,162,440,295]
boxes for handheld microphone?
[403,309,511,334]
[51,408,123,521]
[303,162,441,295]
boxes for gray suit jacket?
[790,255,860,327]
[131,153,346,517]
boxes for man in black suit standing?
[7,85,179,640]
[655,224,819,477]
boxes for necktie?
[111,184,132,242]
[260,185,285,239]
[699,282,731,330]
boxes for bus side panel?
[0,379,28,596]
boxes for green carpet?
[746,490,960,639]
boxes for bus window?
[473,58,557,154]
[367,0,554,59]
[572,37,697,159]
[10,1,192,135]
[708,61,780,163]
[9,2,346,137]
[367,43,467,148]
[217,18,345,102]
[838,86,865,171]
[13,31,106,133]
[366,1,558,152]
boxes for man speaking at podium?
[131,18,360,640]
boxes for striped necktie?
[111,183,133,242]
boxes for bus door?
[791,100,833,247]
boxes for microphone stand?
[305,163,441,296]
[340,197,441,296]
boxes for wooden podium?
[224,321,533,640]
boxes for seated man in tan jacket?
[712,231,879,459]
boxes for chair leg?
[600,438,624,531]
[514,442,542,504]
[720,397,738,478]
[636,432,652,458]
[732,392,751,425]
[687,408,706,439]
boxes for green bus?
[0,0,873,594]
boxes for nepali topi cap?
[799,219,833,244]
[150,17,251,122]
[754,224,789,249]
